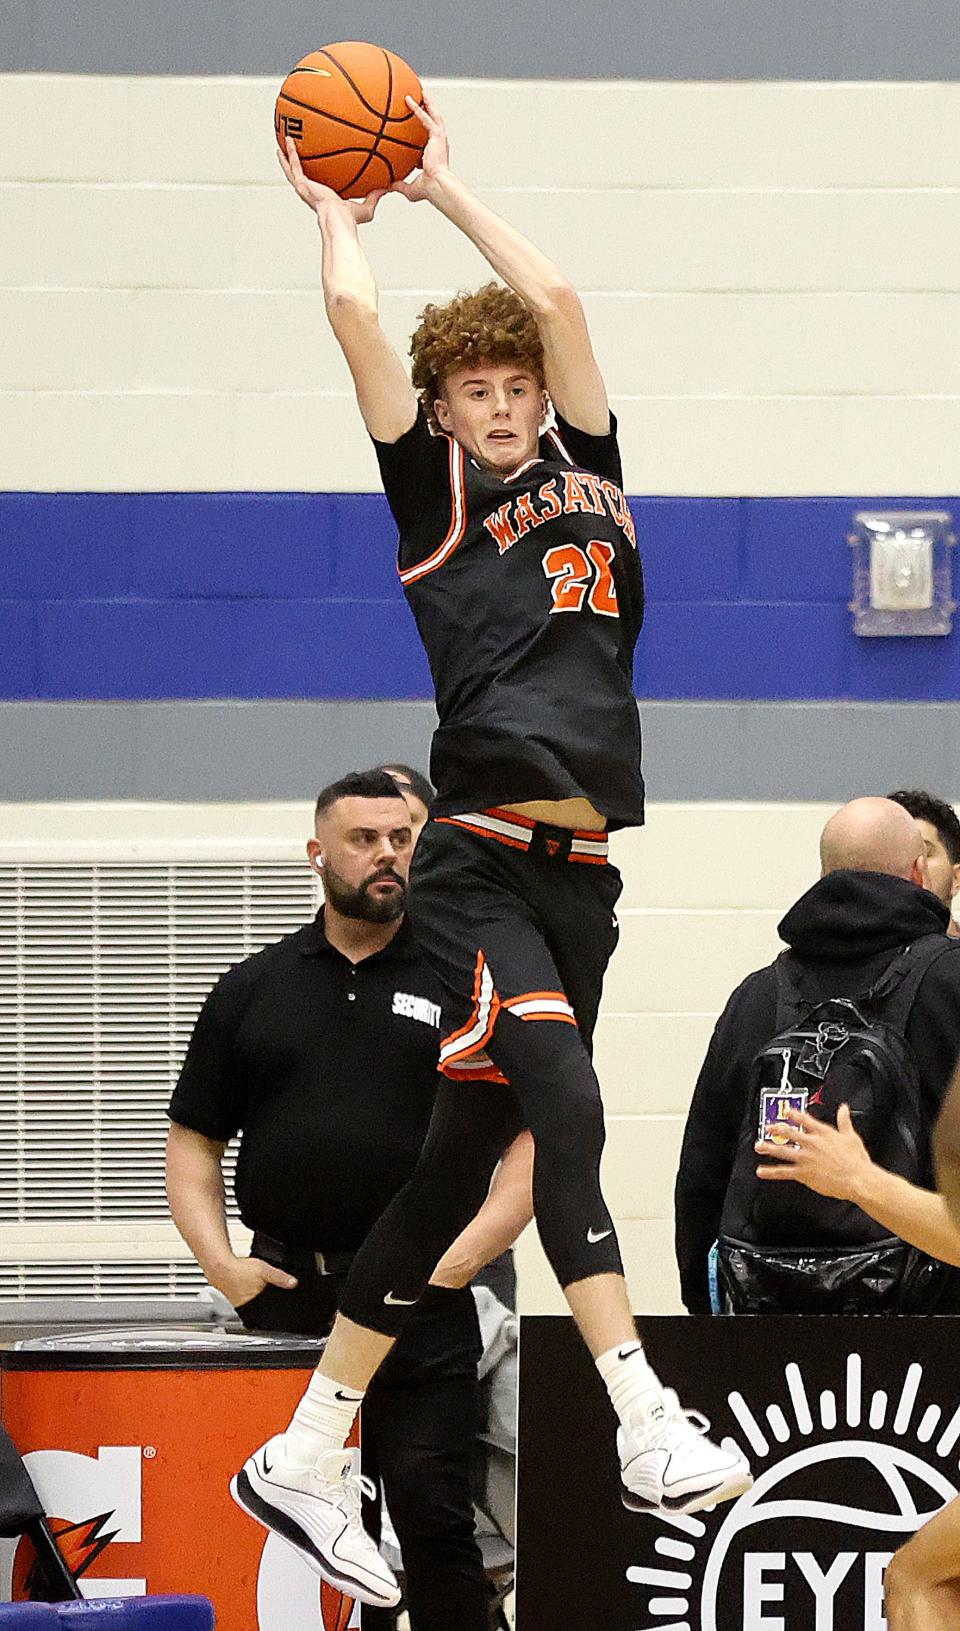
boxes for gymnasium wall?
[4,26,960,1315]
[3,71,960,789]
[7,0,960,79]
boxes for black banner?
[517,1316,960,1631]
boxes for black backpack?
[717,936,960,1314]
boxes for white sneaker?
[230,1434,401,1608]
[619,1390,752,1516]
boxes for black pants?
[338,812,624,1339]
[238,1259,488,1631]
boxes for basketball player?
[884,1065,960,1630]
[936,1061,960,1229]
[232,94,750,1607]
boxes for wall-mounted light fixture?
[849,510,955,636]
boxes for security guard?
[166,769,529,1631]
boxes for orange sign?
[0,1362,359,1630]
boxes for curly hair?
[409,282,545,428]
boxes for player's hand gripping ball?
[275,41,427,199]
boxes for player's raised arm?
[279,139,417,443]
[394,97,610,437]
[934,1062,960,1230]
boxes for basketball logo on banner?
[629,1353,958,1631]
[0,1446,146,1600]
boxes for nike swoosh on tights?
[587,1227,613,1244]
[383,1291,417,1306]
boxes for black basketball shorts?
[408,808,623,1085]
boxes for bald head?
[819,797,926,883]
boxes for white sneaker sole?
[622,1463,753,1516]
[230,1469,401,1609]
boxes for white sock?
[596,1341,666,1431]
[284,1370,364,1467]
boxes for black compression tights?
[338,1010,623,1338]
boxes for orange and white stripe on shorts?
[442,1049,509,1085]
[439,950,508,1084]
[502,990,578,1026]
[568,832,610,865]
[436,808,609,865]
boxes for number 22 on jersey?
[543,540,619,618]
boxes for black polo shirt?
[167,912,444,1251]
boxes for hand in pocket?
[215,1255,299,1309]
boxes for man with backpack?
[674,796,960,1316]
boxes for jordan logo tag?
[545,838,560,857]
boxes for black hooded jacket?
[674,870,960,1314]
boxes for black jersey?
[373,408,645,829]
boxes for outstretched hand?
[277,137,387,225]
[755,1103,874,1201]
[391,92,451,200]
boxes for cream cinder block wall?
[2,76,960,492]
[2,800,842,1307]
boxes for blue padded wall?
[2,493,958,701]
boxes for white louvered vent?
[0,856,320,1300]
[0,1259,209,1301]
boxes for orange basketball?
[275,41,427,199]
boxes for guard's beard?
[322,862,407,923]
